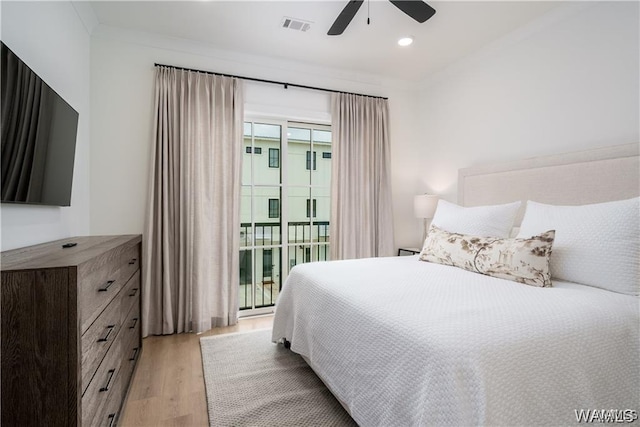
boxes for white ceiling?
[89,1,563,81]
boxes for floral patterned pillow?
[419,226,556,287]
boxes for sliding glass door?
[240,122,283,313]
[240,120,331,315]
[286,125,331,271]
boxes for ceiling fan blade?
[388,0,436,23]
[328,0,364,36]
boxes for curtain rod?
[154,63,388,100]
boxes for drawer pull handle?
[129,317,138,329]
[129,288,139,297]
[130,347,139,361]
[107,413,117,427]
[98,280,115,292]
[97,325,116,342]
[99,369,116,392]
[129,258,137,265]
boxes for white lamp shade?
[413,194,439,219]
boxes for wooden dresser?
[1,235,142,426]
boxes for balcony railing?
[239,221,329,310]
[239,221,329,246]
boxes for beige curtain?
[142,66,243,336]
[330,93,394,260]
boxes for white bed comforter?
[272,256,639,426]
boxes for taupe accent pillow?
[419,226,556,287]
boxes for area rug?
[200,329,357,427]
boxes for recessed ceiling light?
[398,36,414,47]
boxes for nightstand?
[397,247,421,256]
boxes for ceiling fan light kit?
[328,0,436,36]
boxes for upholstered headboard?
[458,143,639,225]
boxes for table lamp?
[413,194,439,242]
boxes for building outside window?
[306,151,316,170]
[246,146,263,154]
[268,198,279,218]
[306,199,317,218]
[240,120,331,315]
[269,148,280,168]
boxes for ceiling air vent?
[281,17,312,32]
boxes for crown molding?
[92,24,414,95]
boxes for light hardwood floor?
[119,315,274,426]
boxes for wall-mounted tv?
[1,41,79,207]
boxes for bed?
[272,143,640,426]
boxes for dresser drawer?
[80,244,140,333]
[121,291,141,349]
[120,271,140,326]
[82,337,123,427]
[120,344,140,404]
[81,294,123,393]
[121,315,141,390]
[98,371,126,427]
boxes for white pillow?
[517,198,639,296]
[431,200,521,238]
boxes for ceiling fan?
[328,0,436,36]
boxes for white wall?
[89,27,421,250]
[416,1,639,223]
[90,2,638,252]
[1,1,92,250]
[4,2,636,253]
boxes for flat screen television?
[1,41,79,207]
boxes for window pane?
[312,129,331,187]
[316,223,330,244]
[254,187,280,246]
[263,249,273,276]
[255,247,280,308]
[287,127,311,186]
[253,123,280,186]
[243,122,252,137]
[312,188,330,221]
[239,249,253,310]
[313,129,331,143]
[312,188,329,246]
[288,244,312,269]
[288,187,310,244]
[240,186,252,247]
[314,244,330,262]
[289,127,311,141]
[242,123,252,185]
